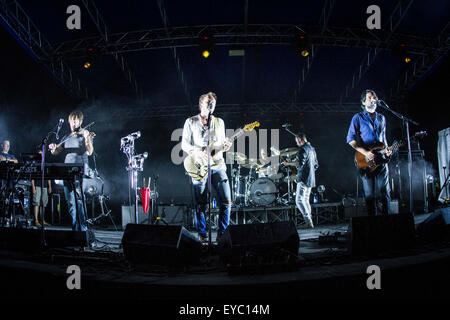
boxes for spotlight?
[83,61,91,69]
[202,50,210,58]
[393,43,412,64]
[199,33,214,58]
[294,33,310,57]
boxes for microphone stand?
[377,100,419,214]
[283,124,297,205]
[206,108,213,248]
[39,122,60,247]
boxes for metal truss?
[293,0,335,102]
[339,0,415,102]
[81,0,141,98]
[0,0,87,99]
[53,23,438,60]
[98,102,361,121]
[389,22,450,101]
[157,0,191,105]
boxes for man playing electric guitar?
[182,92,232,243]
[347,89,392,216]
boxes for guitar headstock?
[243,121,260,131]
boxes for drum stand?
[280,166,295,205]
[86,194,117,230]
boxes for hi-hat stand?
[86,194,117,230]
[120,131,148,224]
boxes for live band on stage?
[1,89,436,245]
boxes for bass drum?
[249,177,278,206]
[83,176,104,197]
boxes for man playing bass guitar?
[347,89,392,216]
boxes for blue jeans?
[360,164,391,216]
[192,169,231,236]
[64,181,87,231]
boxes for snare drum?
[249,177,278,206]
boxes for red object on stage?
[140,187,150,213]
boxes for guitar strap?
[214,116,219,138]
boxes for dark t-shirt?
[0,152,17,161]
[63,133,88,164]
[61,133,89,176]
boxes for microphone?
[56,118,64,139]
[208,102,214,110]
[373,99,384,105]
[282,123,292,128]
[121,131,141,141]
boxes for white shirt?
[182,114,227,171]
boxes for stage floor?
[1,212,450,301]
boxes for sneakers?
[33,220,50,227]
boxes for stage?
[1,211,450,303]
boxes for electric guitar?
[184,121,260,181]
[355,131,427,174]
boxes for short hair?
[1,139,10,146]
[295,132,307,141]
[69,110,84,121]
[198,91,217,105]
[360,89,378,104]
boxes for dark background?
[0,1,448,226]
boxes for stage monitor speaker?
[219,221,299,266]
[0,227,92,252]
[416,207,450,242]
[121,224,202,266]
[349,213,415,256]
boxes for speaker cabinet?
[121,224,202,266]
[392,151,428,213]
[219,221,299,268]
[349,213,415,256]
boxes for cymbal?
[228,152,247,161]
[240,158,264,169]
[279,147,297,157]
[270,146,280,156]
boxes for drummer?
[257,148,281,180]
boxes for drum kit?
[229,146,299,207]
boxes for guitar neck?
[380,142,403,155]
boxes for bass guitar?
[184,121,260,181]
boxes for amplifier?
[121,206,148,228]
[121,204,190,229]
[158,204,189,226]
[344,198,398,218]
